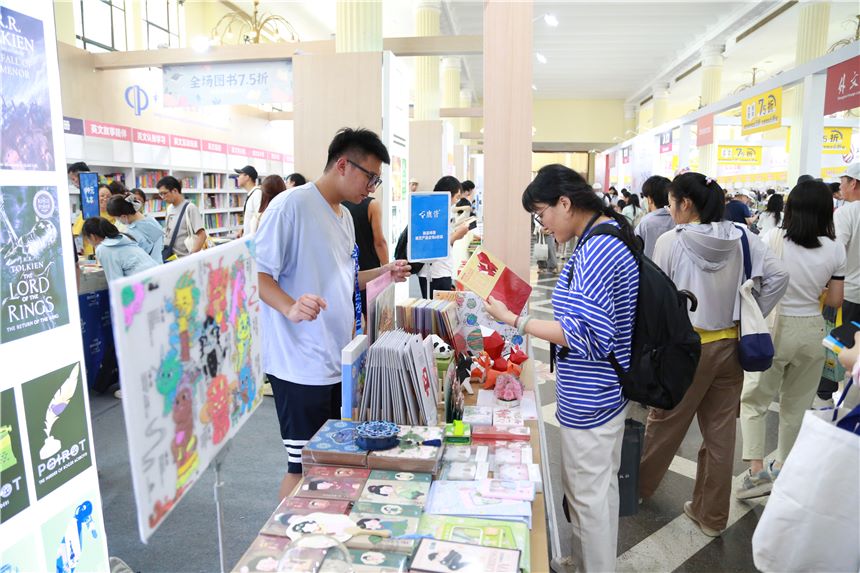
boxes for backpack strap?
[167,202,189,252]
[734,224,752,281]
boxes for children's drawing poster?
[109,238,263,542]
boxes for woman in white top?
[757,193,783,236]
[248,174,288,235]
[738,180,846,500]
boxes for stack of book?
[424,480,533,527]
[367,425,444,474]
[301,420,369,468]
[396,298,460,350]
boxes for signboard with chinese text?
[717,145,762,165]
[84,120,131,141]
[163,61,293,107]
[822,126,852,154]
[407,192,450,262]
[824,56,860,116]
[659,131,673,154]
[696,114,714,147]
[741,87,782,135]
[79,171,100,219]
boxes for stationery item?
[416,515,531,573]
[444,421,472,444]
[435,290,527,353]
[232,535,293,573]
[260,497,352,538]
[282,512,356,543]
[492,408,524,428]
[342,335,369,420]
[344,548,411,573]
[493,447,525,468]
[458,247,532,315]
[360,470,432,507]
[397,298,461,351]
[462,405,494,426]
[347,501,423,553]
[442,445,489,464]
[356,421,400,451]
[495,463,543,493]
[367,271,396,343]
[478,479,535,502]
[302,420,369,468]
[303,466,371,479]
[471,425,531,442]
[440,461,490,481]
[295,476,365,501]
[424,480,532,527]
[367,425,444,474]
[409,538,521,573]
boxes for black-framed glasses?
[533,204,550,225]
[347,159,383,189]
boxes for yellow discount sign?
[741,87,782,135]
[717,145,762,165]
[822,126,852,154]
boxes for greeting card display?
[367,425,443,474]
[259,497,351,538]
[347,500,423,553]
[359,470,432,507]
[424,480,532,527]
[294,476,366,502]
[303,465,371,480]
[232,535,293,573]
[343,549,410,573]
[477,479,535,502]
[462,405,494,426]
[416,515,531,573]
[409,538,521,573]
[302,420,369,468]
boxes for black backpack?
[394,226,425,275]
[554,225,701,410]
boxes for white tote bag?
[533,229,548,262]
[752,408,860,573]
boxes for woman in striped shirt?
[486,164,639,573]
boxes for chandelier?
[211,0,300,45]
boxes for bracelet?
[517,315,532,335]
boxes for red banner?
[170,135,201,150]
[84,120,131,141]
[268,151,283,161]
[824,56,860,116]
[203,140,225,153]
[133,129,169,147]
[696,114,714,147]
[249,148,267,160]
[228,144,249,156]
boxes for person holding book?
[255,128,411,500]
[485,164,638,573]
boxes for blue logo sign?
[79,172,100,219]
[124,85,149,116]
[408,193,450,262]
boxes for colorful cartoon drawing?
[55,500,98,573]
[167,272,200,362]
[200,375,231,445]
[233,311,251,372]
[233,364,256,418]
[156,348,183,415]
[206,262,230,331]
[476,252,498,277]
[121,283,146,328]
[171,383,198,488]
[229,264,247,326]
[39,363,79,460]
[199,316,226,379]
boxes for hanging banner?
[163,60,293,107]
[109,239,263,542]
[696,114,714,147]
[822,126,853,154]
[407,192,451,262]
[659,131,673,154]
[621,147,630,164]
[718,145,762,165]
[824,56,860,116]
[741,86,782,135]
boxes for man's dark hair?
[68,161,89,174]
[108,181,128,196]
[641,175,672,208]
[324,128,390,171]
[286,173,307,187]
[462,180,475,192]
[434,176,462,197]
[156,175,182,193]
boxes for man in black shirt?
[343,197,389,317]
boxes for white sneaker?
[812,396,834,409]
[114,389,122,399]
[550,555,578,573]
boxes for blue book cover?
[303,420,368,467]
[341,334,368,420]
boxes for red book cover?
[304,465,372,479]
[457,248,531,315]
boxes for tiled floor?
[529,260,774,572]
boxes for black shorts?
[269,374,341,474]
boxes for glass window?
[82,0,112,46]
[73,0,83,38]
[146,0,169,29]
[112,6,126,51]
[76,0,127,53]
[147,24,169,50]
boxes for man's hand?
[386,260,412,283]
[485,296,517,326]
[286,294,327,323]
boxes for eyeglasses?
[347,159,382,189]
[532,204,550,226]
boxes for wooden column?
[482,0,533,280]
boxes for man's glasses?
[347,159,383,189]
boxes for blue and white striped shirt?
[551,222,639,429]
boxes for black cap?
[234,165,258,181]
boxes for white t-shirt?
[164,200,205,258]
[242,185,262,236]
[834,201,860,304]
[757,212,781,236]
[763,229,846,316]
[255,183,356,385]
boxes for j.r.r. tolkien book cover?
[0,6,55,171]
[0,186,69,343]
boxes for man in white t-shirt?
[158,175,206,258]
[835,163,860,324]
[255,128,411,499]
[236,165,261,237]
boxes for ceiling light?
[536,53,547,64]
[191,36,211,53]
[544,13,559,27]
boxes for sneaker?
[735,466,773,500]
[812,395,834,409]
[550,555,577,573]
[262,382,273,397]
[767,459,781,481]
[114,389,122,400]
[683,501,721,537]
